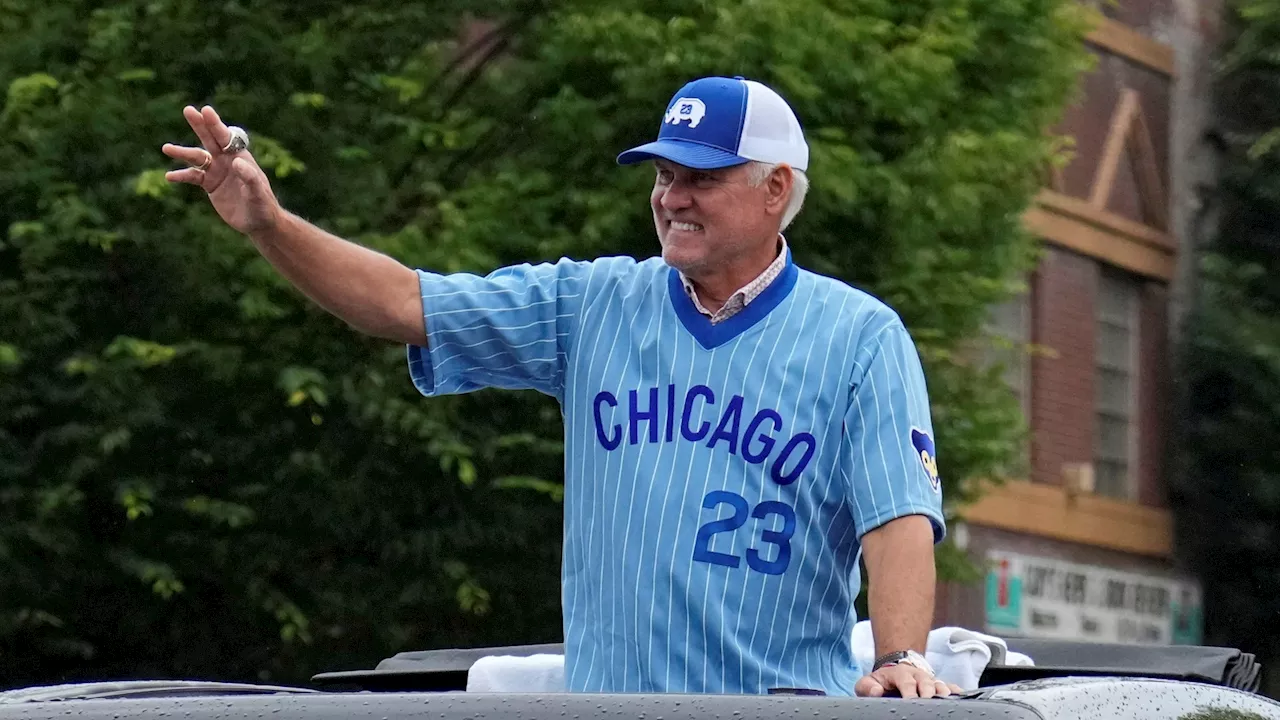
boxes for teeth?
[671,221,703,232]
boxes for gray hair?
[746,161,809,231]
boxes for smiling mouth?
[669,221,704,232]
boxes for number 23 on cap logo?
[911,427,941,493]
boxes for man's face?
[649,159,780,276]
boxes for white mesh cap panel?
[737,80,809,171]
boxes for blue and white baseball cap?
[617,76,809,172]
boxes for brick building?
[936,0,1222,648]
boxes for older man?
[162,75,952,699]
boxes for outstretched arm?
[245,210,424,345]
[163,105,424,346]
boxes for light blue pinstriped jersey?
[406,249,946,696]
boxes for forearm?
[862,514,937,658]
[248,211,424,345]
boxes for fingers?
[854,675,884,697]
[183,105,219,153]
[164,167,205,185]
[162,143,211,168]
[898,673,921,699]
[910,671,939,699]
[168,104,247,190]
[230,157,261,188]
[872,667,914,698]
[863,666,956,700]
[202,106,233,153]
[181,104,238,155]
[162,141,212,187]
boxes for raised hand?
[162,105,281,235]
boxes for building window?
[983,283,1033,479]
[1094,267,1139,499]
[985,288,1032,419]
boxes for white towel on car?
[466,653,566,692]
[851,621,1035,690]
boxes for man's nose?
[660,183,693,210]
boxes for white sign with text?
[984,550,1202,645]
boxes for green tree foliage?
[0,0,1089,685]
[1173,0,1280,695]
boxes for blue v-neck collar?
[668,250,800,350]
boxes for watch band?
[873,650,935,676]
[872,651,910,671]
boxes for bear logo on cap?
[664,97,706,128]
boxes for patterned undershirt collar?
[680,236,788,324]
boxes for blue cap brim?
[616,139,749,169]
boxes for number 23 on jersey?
[693,490,797,576]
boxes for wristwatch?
[872,649,935,676]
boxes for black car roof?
[309,638,1262,694]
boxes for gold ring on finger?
[189,150,212,171]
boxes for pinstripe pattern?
[406,252,945,696]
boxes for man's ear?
[765,165,795,215]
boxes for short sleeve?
[841,317,947,543]
[406,257,596,401]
